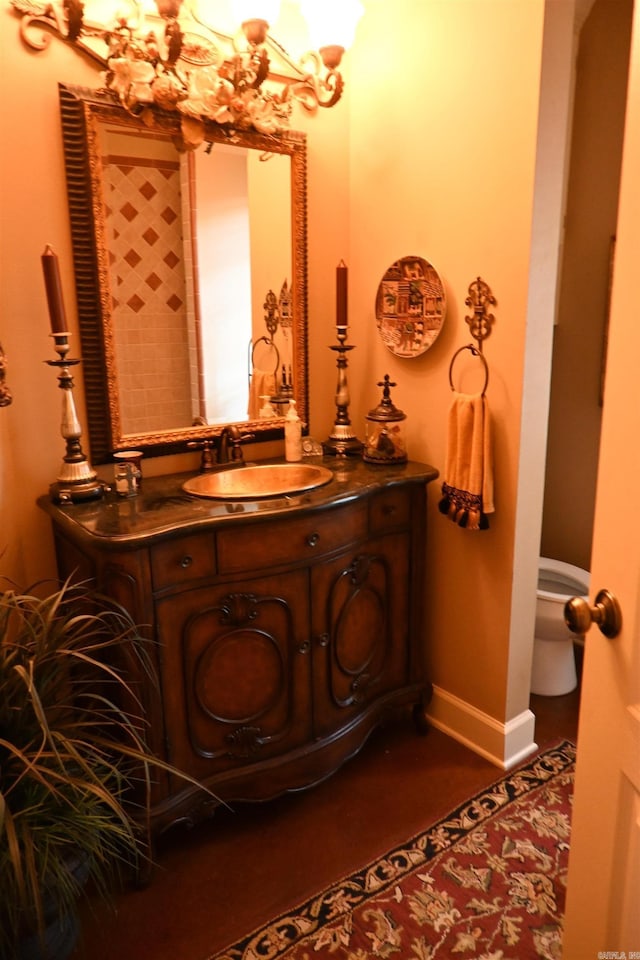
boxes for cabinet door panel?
[156,570,311,784]
[311,532,410,737]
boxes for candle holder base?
[46,334,106,505]
[50,478,108,505]
[324,334,363,458]
[50,448,108,504]
[322,432,364,458]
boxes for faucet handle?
[230,428,255,462]
[187,438,217,471]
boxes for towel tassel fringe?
[438,489,490,530]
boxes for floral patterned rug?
[209,741,575,960]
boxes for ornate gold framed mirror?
[59,82,308,463]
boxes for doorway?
[510,0,633,723]
[540,0,633,573]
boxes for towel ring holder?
[448,343,489,396]
[447,276,495,395]
[248,336,280,383]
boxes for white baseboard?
[426,684,538,770]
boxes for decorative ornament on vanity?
[375,255,447,358]
[363,374,408,465]
[323,261,364,457]
[41,244,107,504]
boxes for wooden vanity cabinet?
[42,461,437,837]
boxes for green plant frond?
[52,733,155,812]
[4,735,128,793]
[62,698,148,734]
[0,736,65,802]
[12,660,52,730]
[52,612,134,646]
[1,577,221,954]
[0,800,28,903]
[31,772,140,840]
[22,826,46,935]
[32,681,149,735]
[58,646,149,704]
[59,625,160,689]
[8,660,71,790]
[40,696,152,751]
[46,742,132,796]
[0,735,38,772]
[3,724,218,811]
[53,726,150,768]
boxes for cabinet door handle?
[306,532,320,548]
[179,555,193,569]
[317,632,330,647]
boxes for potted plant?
[0,577,203,959]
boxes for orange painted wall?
[345,1,545,723]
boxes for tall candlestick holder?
[46,333,106,503]
[322,327,364,457]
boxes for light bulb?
[298,0,364,52]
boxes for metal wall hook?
[464,276,496,350]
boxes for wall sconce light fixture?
[11,0,364,138]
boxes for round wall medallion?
[375,255,446,358]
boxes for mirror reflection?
[59,83,308,463]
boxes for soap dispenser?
[364,375,407,464]
[284,398,302,462]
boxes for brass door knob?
[564,589,622,639]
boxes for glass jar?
[363,375,407,464]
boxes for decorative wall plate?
[375,255,446,358]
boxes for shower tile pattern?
[102,152,194,435]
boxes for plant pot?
[17,910,79,960]
[17,852,89,960]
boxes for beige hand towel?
[439,391,494,529]
[248,370,276,419]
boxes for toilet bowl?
[532,557,590,696]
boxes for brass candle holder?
[46,333,106,503]
[322,326,363,457]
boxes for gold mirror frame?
[58,82,308,463]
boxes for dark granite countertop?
[38,457,439,549]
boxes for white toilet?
[532,557,590,696]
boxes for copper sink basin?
[183,463,334,500]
